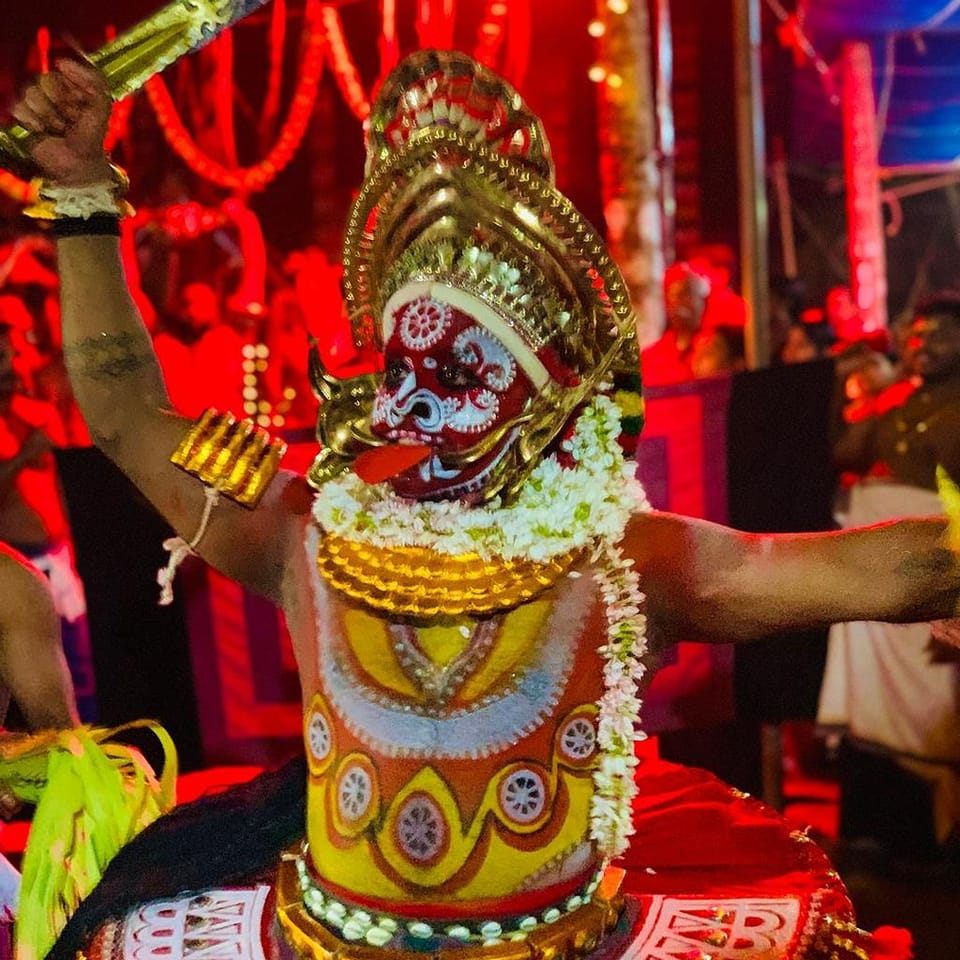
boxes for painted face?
[370,296,534,500]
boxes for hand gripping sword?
[0,0,271,176]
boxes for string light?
[241,342,295,427]
[588,64,608,83]
[606,73,623,89]
[587,19,606,37]
[145,0,326,191]
[606,0,629,14]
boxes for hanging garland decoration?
[211,30,240,168]
[36,27,51,74]
[144,0,326,191]
[259,0,288,147]
[104,97,135,153]
[474,0,530,87]
[327,0,529,123]
[319,4,371,121]
[378,0,400,85]
[503,0,531,88]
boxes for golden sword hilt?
[0,0,270,177]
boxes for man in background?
[153,281,246,418]
[0,321,95,721]
[688,242,748,331]
[825,292,960,861]
[642,261,710,385]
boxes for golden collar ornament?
[315,534,584,619]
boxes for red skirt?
[83,759,910,960]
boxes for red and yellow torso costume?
[302,545,607,918]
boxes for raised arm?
[626,510,960,644]
[13,60,303,601]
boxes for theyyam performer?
[5,33,960,960]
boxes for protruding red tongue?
[353,444,433,484]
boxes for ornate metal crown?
[319,50,639,502]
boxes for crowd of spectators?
[641,240,960,866]
[640,242,916,390]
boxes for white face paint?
[372,370,447,434]
[442,389,500,434]
[398,298,451,352]
[372,307,518,439]
[421,325,516,435]
[453,326,517,393]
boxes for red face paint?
[369,296,533,500]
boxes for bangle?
[51,215,121,239]
[24,163,134,222]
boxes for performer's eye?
[385,358,410,388]
[438,363,481,391]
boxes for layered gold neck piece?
[315,533,584,618]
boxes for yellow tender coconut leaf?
[936,464,960,554]
[0,721,176,960]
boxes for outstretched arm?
[627,511,960,644]
[14,61,302,601]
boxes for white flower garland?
[312,394,650,861]
[313,395,645,560]
[589,539,648,859]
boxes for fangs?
[420,454,462,481]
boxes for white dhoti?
[818,481,960,843]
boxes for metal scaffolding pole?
[733,0,770,369]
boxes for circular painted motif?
[307,709,332,765]
[559,715,597,762]
[395,792,448,864]
[398,298,451,352]
[337,762,374,823]
[498,768,547,825]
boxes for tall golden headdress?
[321,51,639,502]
